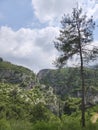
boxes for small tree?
[54,7,98,127]
[0,57,3,62]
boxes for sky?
[0,0,98,73]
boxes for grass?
[0,119,98,130]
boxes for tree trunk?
[78,33,85,127]
[77,22,85,127]
[80,49,85,127]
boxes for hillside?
[0,58,61,114]
[0,58,98,129]
[0,58,35,88]
[37,67,98,104]
[1,58,98,105]
[0,82,60,119]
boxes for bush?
[9,120,32,130]
[0,119,11,130]
[30,103,50,122]
[32,121,61,130]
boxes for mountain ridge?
[0,57,98,104]
[0,58,36,88]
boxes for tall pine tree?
[54,7,97,127]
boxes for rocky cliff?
[0,58,36,88]
[37,67,98,104]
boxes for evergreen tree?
[54,7,98,127]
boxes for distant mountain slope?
[0,58,36,88]
[37,67,98,103]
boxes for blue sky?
[0,0,98,73]
[0,0,38,29]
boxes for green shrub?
[32,121,61,130]
[9,120,32,130]
[30,103,50,122]
[0,119,11,130]
[33,121,49,130]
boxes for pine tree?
[54,7,97,127]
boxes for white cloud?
[0,0,98,73]
[32,0,98,25]
[84,0,98,19]
[0,26,59,73]
[32,0,81,24]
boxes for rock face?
[37,67,98,104]
[0,59,36,88]
[0,58,98,105]
[37,69,50,80]
[37,68,80,97]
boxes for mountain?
[37,67,98,104]
[1,58,98,129]
[0,57,98,105]
[0,58,36,88]
[0,58,60,115]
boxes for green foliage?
[32,121,61,130]
[30,103,51,122]
[0,60,32,74]
[53,6,97,127]
[63,97,81,115]
[54,7,96,67]
[0,83,60,121]
[1,60,98,129]
[0,82,98,130]
[0,118,98,130]
[32,118,98,130]
[9,120,32,130]
[38,67,98,99]
[0,119,11,130]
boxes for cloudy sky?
[0,0,98,73]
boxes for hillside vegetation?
[0,83,98,130]
[0,58,98,130]
[37,67,98,104]
[0,58,35,88]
